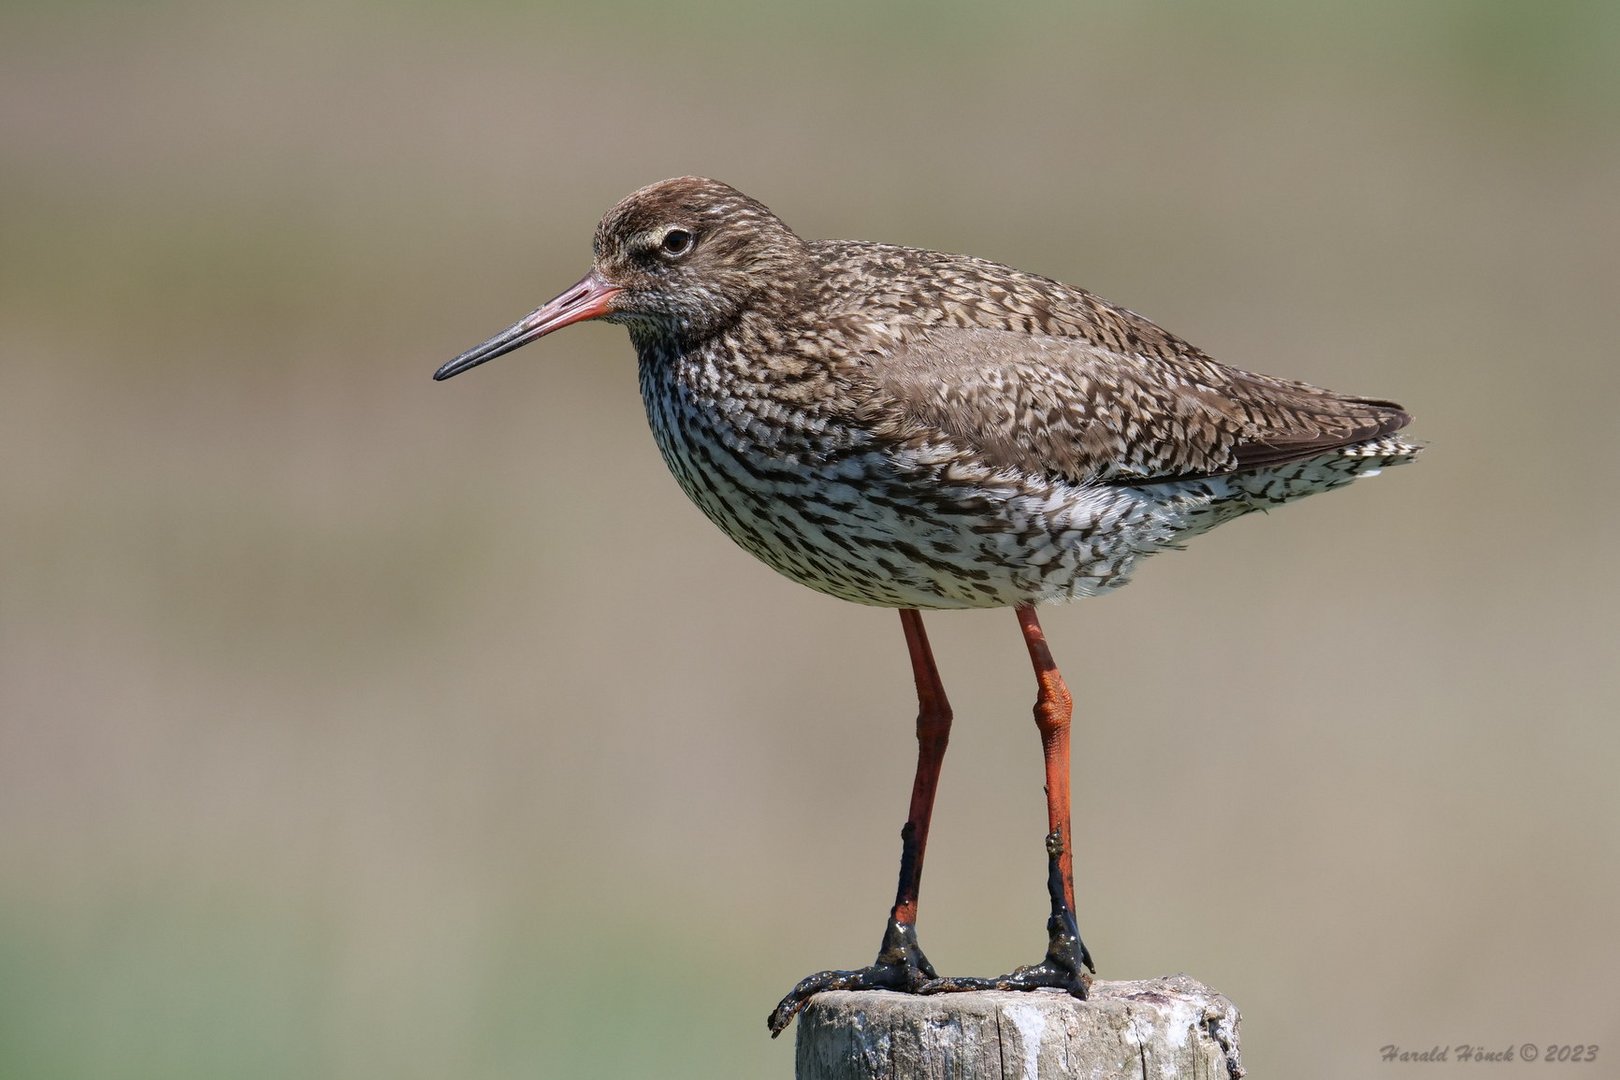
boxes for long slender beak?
[433,271,622,381]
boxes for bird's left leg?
[767,608,952,1036]
[918,603,1094,998]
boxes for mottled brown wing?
[1221,368,1411,470]
[869,325,1409,484]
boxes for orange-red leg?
[917,604,1093,998]
[891,607,952,927]
[1018,603,1076,913]
[766,609,952,1036]
[768,606,1093,1034]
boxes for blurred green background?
[3,1,1617,1077]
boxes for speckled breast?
[633,348,1187,610]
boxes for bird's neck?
[630,298,850,458]
[628,295,817,383]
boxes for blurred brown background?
[3,2,1617,1077]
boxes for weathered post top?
[795,975,1243,1080]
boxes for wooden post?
[795,975,1243,1080]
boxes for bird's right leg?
[766,608,952,1037]
[916,603,1094,999]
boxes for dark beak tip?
[432,270,617,386]
[431,357,470,382]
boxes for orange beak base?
[433,271,621,381]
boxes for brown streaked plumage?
[433,176,1420,1036]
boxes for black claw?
[917,828,1093,999]
[766,914,935,1037]
[768,828,1096,1035]
[1040,827,1094,974]
[916,960,1091,997]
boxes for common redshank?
[433,177,1420,1036]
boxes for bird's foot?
[919,829,1094,999]
[914,935,1092,998]
[766,914,936,1037]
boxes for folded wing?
[866,325,1410,485]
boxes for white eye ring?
[659,228,695,257]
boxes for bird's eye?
[660,228,695,257]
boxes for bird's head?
[434,177,808,382]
